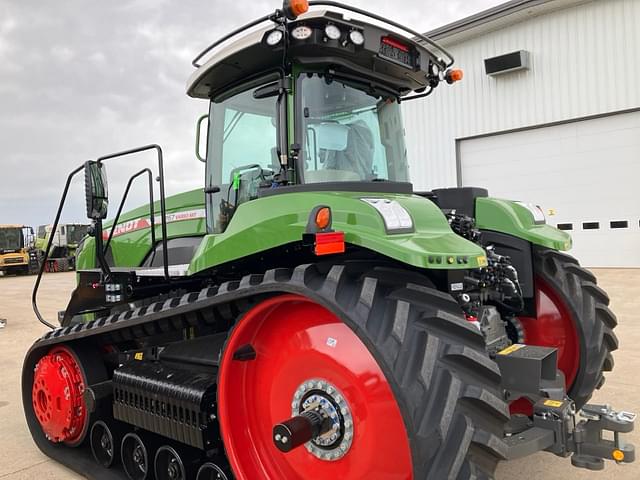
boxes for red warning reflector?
[314,231,345,256]
[381,36,409,52]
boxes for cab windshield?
[0,228,22,251]
[299,73,408,184]
[67,225,88,244]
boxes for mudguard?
[188,191,487,273]
[475,197,572,251]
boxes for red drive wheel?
[511,276,581,415]
[32,345,88,445]
[519,277,579,387]
[218,294,413,480]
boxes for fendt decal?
[102,209,206,240]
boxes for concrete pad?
[0,269,638,479]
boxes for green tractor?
[35,223,90,272]
[23,2,634,479]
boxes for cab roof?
[0,224,27,229]
[186,9,444,100]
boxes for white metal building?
[403,0,640,267]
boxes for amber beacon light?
[284,0,309,19]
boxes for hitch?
[496,344,636,469]
[570,404,636,469]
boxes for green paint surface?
[475,198,572,251]
[189,191,487,273]
[77,189,206,269]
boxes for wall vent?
[484,51,530,76]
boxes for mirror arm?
[32,164,84,329]
[93,220,112,281]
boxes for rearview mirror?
[84,161,109,220]
[309,123,349,151]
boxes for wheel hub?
[290,378,353,460]
[32,346,87,444]
[133,445,146,473]
[100,432,112,454]
[167,458,180,480]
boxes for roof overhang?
[186,10,444,100]
[424,0,593,46]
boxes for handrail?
[32,165,84,329]
[190,1,454,70]
[32,144,170,330]
[104,168,156,254]
[97,144,170,280]
[192,11,282,68]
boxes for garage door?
[460,110,640,268]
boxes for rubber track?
[23,263,510,479]
[533,247,618,409]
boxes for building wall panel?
[402,0,640,190]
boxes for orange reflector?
[289,0,309,17]
[314,231,345,256]
[445,68,464,84]
[612,449,625,462]
[315,207,331,230]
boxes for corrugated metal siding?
[402,0,640,190]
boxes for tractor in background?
[0,224,40,275]
[23,1,634,479]
[35,223,89,272]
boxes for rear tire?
[219,265,509,479]
[530,248,618,409]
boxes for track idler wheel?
[31,345,88,445]
[196,462,232,480]
[90,420,125,468]
[122,432,156,480]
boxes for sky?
[0,0,504,228]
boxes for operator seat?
[325,120,375,179]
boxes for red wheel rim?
[218,294,413,480]
[32,345,88,445]
[512,277,580,414]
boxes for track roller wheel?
[122,433,154,480]
[196,462,231,480]
[155,445,201,480]
[90,420,124,468]
[31,345,88,445]
[219,265,509,479]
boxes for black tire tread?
[26,262,509,479]
[533,247,618,408]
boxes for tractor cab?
[188,4,461,232]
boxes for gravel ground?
[0,269,638,479]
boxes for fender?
[188,191,487,273]
[475,197,571,251]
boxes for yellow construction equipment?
[0,224,40,275]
